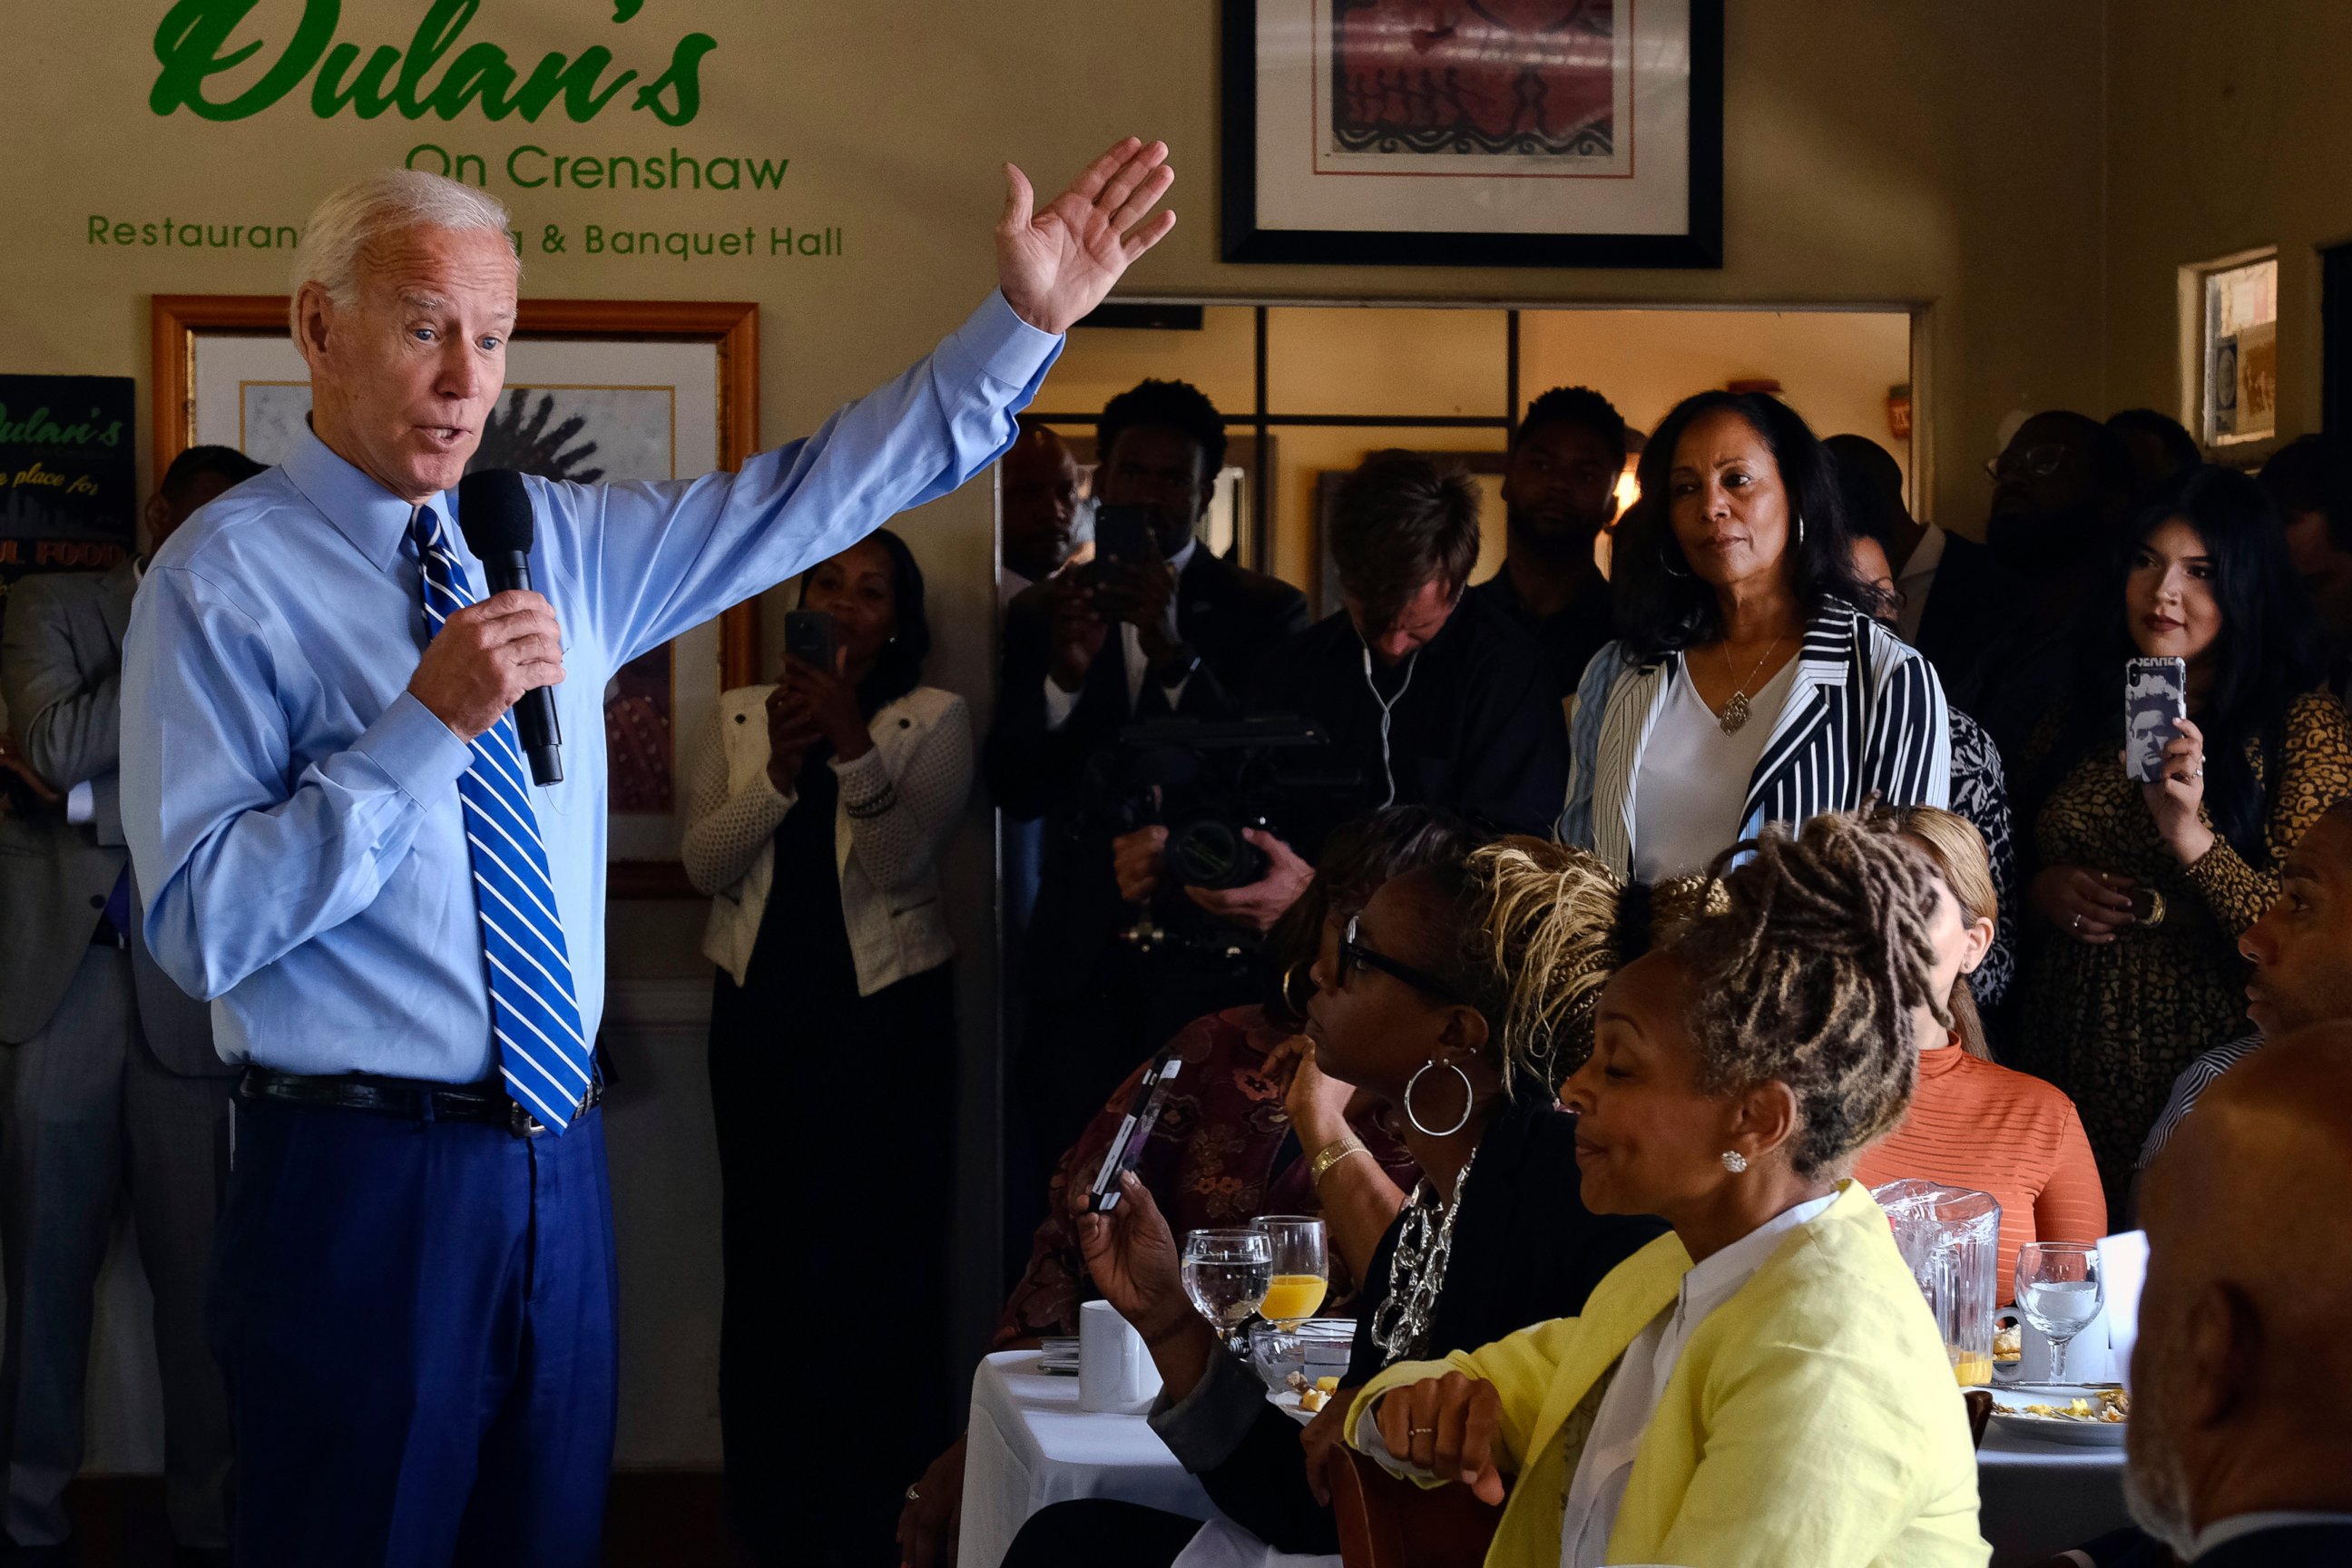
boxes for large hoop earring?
[1659,544,1691,580]
[1795,512,1807,549]
[1403,1059,1474,1138]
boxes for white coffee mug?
[1078,1299,1162,1414]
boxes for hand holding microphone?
[408,469,566,783]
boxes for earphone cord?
[1361,643,1421,808]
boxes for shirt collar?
[2191,1511,2352,1559]
[1900,523,1947,585]
[279,417,452,573]
[1677,1190,1838,1326]
[1167,536,1200,577]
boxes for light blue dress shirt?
[122,290,1058,1083]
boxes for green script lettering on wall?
[149,0,718,125]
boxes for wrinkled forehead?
[358,223,520,316]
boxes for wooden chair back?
[1965,1387,1994,1448]
[1324,1444,1504,1568]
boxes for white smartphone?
[2124,656,2189,785]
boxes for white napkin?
[2099,1230,2151,1391]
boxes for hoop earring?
[1794,512,1807,550]
[1280,960,1316,1017]
[1659,544,1692,580]
[1404,1059,1475,1138]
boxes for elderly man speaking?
[121,142,1173,1566]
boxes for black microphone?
[456,468,564,786]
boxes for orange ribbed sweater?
[1853,1043,2109,1304]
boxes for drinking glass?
[1254,1215,1329,1326]
[1181,1229,1272,1346]
[2014,1241,2104,1382]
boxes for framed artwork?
[152,295,760,898]
[1221,0,1723,268]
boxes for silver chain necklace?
[1369,1140,1480,1363]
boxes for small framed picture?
[1221,0,1723,268]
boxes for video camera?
[1081,713,1358,892]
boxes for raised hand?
[998,138,1178,336]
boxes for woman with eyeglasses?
[2014,466,2352,1207]
[995,840,1681,1568]
[1564,391,1950,883]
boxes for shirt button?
[89,895,105,909]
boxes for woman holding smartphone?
[682,529,974,1566]
[2016,467,2352,1205]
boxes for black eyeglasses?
[1338,913,1465,1004]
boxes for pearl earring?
[1720,1151,1749,1174]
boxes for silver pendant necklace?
[1716,635,1785,736]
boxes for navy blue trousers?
[208,1094,618,1567]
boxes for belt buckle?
[508,1100,547,1139]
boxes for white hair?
[288,170,517,336]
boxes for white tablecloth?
[958,1350,2132,1568]
[959,1350,1215,1568]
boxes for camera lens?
[1166,817,1268,891]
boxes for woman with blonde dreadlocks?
[997,839,1673,1568]
[1350,811,1988,1568]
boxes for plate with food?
[1273,1373,1343,1425]
[1988,1383,2130,1446]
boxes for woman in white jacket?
[682,527,973,1564]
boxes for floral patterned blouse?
[993,1005,1419,1348]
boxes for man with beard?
[1970,410,2139,769]
[2108,1026,2352,1566]
[1464,386,1627,694]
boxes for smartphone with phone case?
[2124,655,2189,785]
[783,608,836,675]
[1087,504,1161,584]
[1087,1050,1185,1212]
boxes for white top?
[1556,1192,1839,1568]
[1041,535,1196,729]
[1896,523,1946,642]
[1629,655,1797,882]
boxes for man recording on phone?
[985,378,1307,1200]
[119,144,1175,1567]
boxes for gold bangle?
[1309,1136,1369,1184]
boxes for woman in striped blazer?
[1563,391,1951,879]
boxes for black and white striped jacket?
[1563,600,1951,877]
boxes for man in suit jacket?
[0,445,258,1566]
[985,379,1307,1200]
[2116,1024,2352,1567]
[1826,431,2023,711]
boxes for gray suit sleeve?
[1,577,120,792]
[1147,1339,1279,1473]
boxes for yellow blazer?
[1348,1181,1987,1568]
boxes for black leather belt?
[239,1066,598,1138]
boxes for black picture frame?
[1220,0,1723,269]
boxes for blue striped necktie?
[410,505,592,1132]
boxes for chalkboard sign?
[0,375,138,641]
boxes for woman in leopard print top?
[2018,469,2352,1206]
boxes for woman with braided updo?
[997,839,1675,1568]
[1348,812,1989,1568]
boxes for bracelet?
[1309,1135,1369,1185]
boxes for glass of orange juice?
[1256,1215,1328,1325]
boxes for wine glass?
[1254,1215,1330,1326]
[2014,1241,2105,1383]
[1181,1229,1272,1347]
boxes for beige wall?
[2,0,2118,1471]
[2104,0,2352,451]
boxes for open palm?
[997,137,1178,336]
